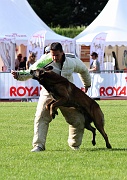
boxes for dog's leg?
[46,100,58,118]
[50,103,58,119]
[46,100,56,110]
[50,98,69,119]
[94,117,112,149]
[87,125,96,146]
[96,125,112,149]
[91,105,112,149]
[85,120,96,146]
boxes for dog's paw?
[52,113,56,119]
[46,105,50,110]
[92,140,96,146]
[55,110,58,115]
[51,110,58,119]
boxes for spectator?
[19,56,27,70]
[26,52,37,70]
[89,52,100,73]
[15,53,22,70]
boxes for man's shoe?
[31,146,45,152]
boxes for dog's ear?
[44,66,53,71]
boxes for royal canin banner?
[0,72,127,99]
[0,73,40,99]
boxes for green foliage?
[27,0,108,27]
[0,100,127,180]
[52,26,85,38]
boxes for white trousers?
[32,92,85,149]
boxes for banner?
[90,32,107,70]
[27,31,46,59]
[0,72,127,99]
[73,72,127,98]
[0,38,15,72]
[0,73,40,99]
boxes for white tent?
[75,0,127,46]
[0,0,75,71]
[0,0,74,46]
[28,30,75,58]
[0,0,52,45]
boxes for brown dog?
[30,66,112,149]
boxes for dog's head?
[30,66,53,80]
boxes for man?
[15,53,22,70]
[89,52,100,73]
[11,42,91,152]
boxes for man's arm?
[11,53,53,81]
[11,69,32,81]
[74,56,91,91]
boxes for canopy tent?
[0,0,75,71]
[28,30,75,58]
[75,0,127,46]
[0,0,74,46]
[0,0,53,45]
[75,0,127,70]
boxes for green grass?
[0,100,127,180]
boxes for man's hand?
[81,86,90,93]
[11,70,18,79]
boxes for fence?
[0,71,127,100]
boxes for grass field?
[0,100,127,180]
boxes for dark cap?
[45,46,50,53]
[91,52,98,57]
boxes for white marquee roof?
[75,0,127,46]
[0,0,73,45]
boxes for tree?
[27,0,108,27]
[71,0,108,26]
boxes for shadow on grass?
[46,147,127,152]
[83,147,127,151]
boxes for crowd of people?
[15,53,27,70]
[15,53,36,71]
[15,46,51,71]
